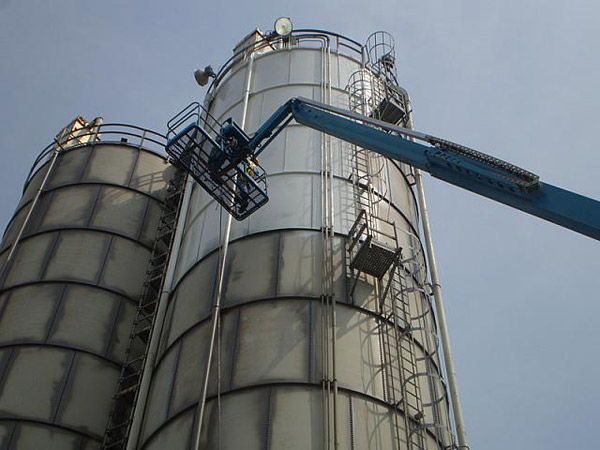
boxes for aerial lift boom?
[166,97,600,241]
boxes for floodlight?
[274,17,293,37]
[194,66,216,87]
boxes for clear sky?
[1,1,599,449]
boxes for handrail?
[24,123,167,193]
[206,29,364,98]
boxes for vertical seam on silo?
[126,148,142,188]
[228,308,240,391]
[52,351,77,423]
[0,291,12,329]
[78,146,96,183]
[165,338,183,419]
[39,231,61,280]
[104,295,124,359]
[5,420,17,450]
[96,235,114,286]
[33,189,54,234]
[84,186,103,228]
[137,197,152,242]
[274,232,282,296]
[264,386,272,450]
[348,395,355,450]
[308,300,313,383]
[44,284,68,343]
[0,348,17,399]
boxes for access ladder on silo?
[102,169,186,450]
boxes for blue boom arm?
[167,97,600,240]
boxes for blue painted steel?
[175,96,600,240]
[289,100,600,241]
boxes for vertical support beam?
[192,51,255,450]
[402,91,469,449]
[0,143,61,281]
[414,171,469,449]
[126,172,192,450]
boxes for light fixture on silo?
[274,17,293,37]
[193,65,216,87]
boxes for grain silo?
[0,119,178,449]
[0,23,466,450]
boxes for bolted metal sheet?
[0,141,172,448]
[41,185,96,229]
[56,353,120,437]
[335,306,385,400]
[100,236,150,298]
[44,231,108,284]
[0,284,62,343]
[232,300,311,388]
[46,147,92,190]
[0,346,71,420]
[268,387,325,449]
[3,233,55,287]
[223,232,278,305]
[90,187,147,239]
[198,388,268,450]
[11,422,81,450]
[277,230,323,297]
[129,151,174,200]
[142,408,194,450]
[162,252,217,352]
[82,145,137,186]
[140,343,178,442]
[47,286,121,356]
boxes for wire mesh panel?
[166,103,268,220]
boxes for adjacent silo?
[137,28,455,450]
[0,121,174,449]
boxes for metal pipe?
[126,173,193,450]
[406,97,470,450]
[0,143,61,282]
[192,51,254,450]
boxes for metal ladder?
[383,258,428,450]
[102,169,186,450]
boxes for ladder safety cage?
[166,102,268,220]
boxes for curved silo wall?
[139,33,451,450]
[0,139,174,449]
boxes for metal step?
[101,170,185,450]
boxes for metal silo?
[0,119,176,449]
[135,27,457,450]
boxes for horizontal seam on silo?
[141,380,439,447]
[22,144,169,195]
[8,182,169,227]
[172,226,425,297]
[210,47,361,106]
[0,416,102,441]
[153,295,441,377]
[182,171,420,238]
[0,342,124,368]
[0,280,139,306]
[0,227,155,260]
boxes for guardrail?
[24,123,167,192]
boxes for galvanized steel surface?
[0,141,174,449]
[139,31,451,449]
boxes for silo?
[137,28,455,450]
[0,120,175,449]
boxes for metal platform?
[166,103,268,221]
[350,235,399,278]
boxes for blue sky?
[1,1,599,448]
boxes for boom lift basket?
[166,102,268,220]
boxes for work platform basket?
[166,102,268,220]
